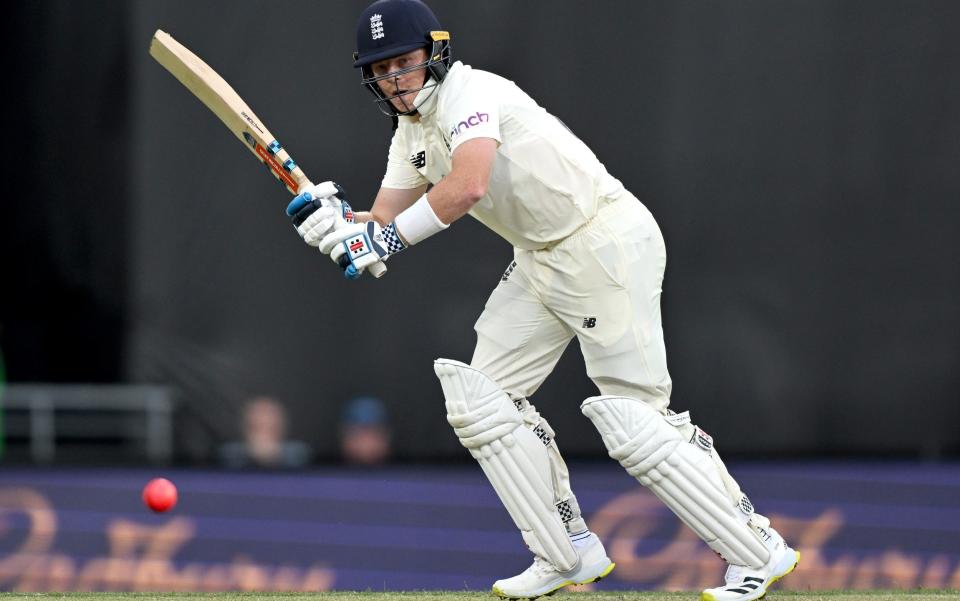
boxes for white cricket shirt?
[381,61,625,250]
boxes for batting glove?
[285,181,355,247]
[319,221,407,279]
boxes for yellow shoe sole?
[700,551,800,601]
[492,561,616,600]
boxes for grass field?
[0,592,957,601]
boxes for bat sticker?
[253,142,299,193]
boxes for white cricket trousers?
[471,192,673,412]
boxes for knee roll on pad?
[435,358,579,572]
[581,394,770,568]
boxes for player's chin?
[391,93,416,113]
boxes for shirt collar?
[400,61,463,123]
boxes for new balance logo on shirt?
[409,150,426,169]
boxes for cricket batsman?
[285,1,800,599]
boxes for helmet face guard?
[357,33,451,117]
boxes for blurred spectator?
[218,395,311,469]
[339,396,392,466]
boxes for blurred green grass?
[0,591,957,601]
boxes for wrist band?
[393,193,448,245]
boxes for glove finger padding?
[298,206,338,247]
[319,224,357,256]
[286,181,350,228]
[307,181,340,200]
[286,193,323,226]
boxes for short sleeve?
[442,75,502,153]
[381,126,429,189]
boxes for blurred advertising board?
[0,462,957,591]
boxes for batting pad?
[435,359,579,572]
[581,395,770,568]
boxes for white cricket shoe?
[492,532,615,600]
[701,527,800,601]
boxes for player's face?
[371,48,430,113]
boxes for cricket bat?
[149,29,386,278]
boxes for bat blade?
[148,29,387,278]
[149,29,309,196]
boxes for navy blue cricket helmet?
[353,0,452,117]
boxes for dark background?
[2,0,958,463]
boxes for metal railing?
[1,384,175,464]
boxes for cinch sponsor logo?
[449,111,489,138]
